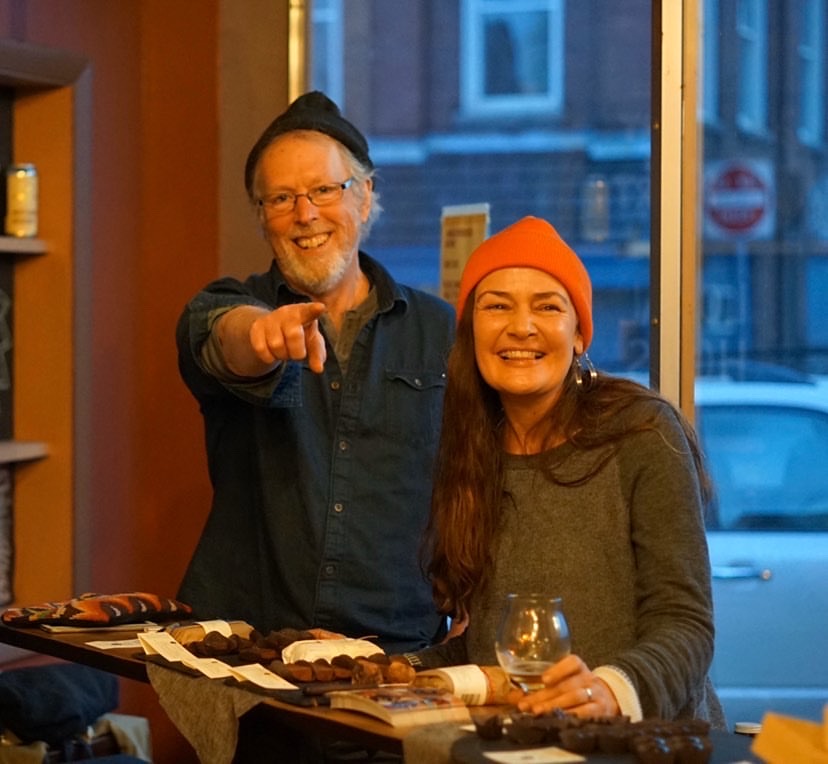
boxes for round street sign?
[704,160,774,240]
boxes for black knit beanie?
[244,91,373,196]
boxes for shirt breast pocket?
[383,369,447,446]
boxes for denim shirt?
[176,254,455,653]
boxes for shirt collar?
[269,251,409,315]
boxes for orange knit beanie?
[456,216,593,348]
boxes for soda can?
[5,163,38,237]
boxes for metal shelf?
[0,238,49,466]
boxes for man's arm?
[214,302,328,376]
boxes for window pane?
[701,0,720,124]
[798,0,825,146]
[482,12,548,96]
[311,0,651,374]
[736,0,768,133]
[311,0,343,105]
[699,402,828,530]
[700,0,828,726]
[698,2,828,388]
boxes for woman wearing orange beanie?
[412,216,725,728]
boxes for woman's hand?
[514,654,621,717]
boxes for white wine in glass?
[494,593,571,692]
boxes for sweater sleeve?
[404,635,469,669]
[610,400,716,721]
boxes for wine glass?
[494,593,571,693]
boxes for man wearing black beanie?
[176,89,453,674]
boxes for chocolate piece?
[351,657,383,686]
[473,713,504,740]
[597,725,630,754]
[261,628,314,651]
[559,726,597,754]
[267,660,294,680]
[311,659,335,682]
[506,712,547,745]
[330,657,353,680]
[534,711,577,744]
[331,654,356,670]
[671,734,712,764]
[631,735,675,764]
[383,657,416,684]
[285,660,315,683]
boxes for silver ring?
[585,686,593,702]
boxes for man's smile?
[294,232,331,249]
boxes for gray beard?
[276,249,351,298]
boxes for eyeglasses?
[257,178,354,217]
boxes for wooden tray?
[451,729,760,763]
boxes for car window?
[698,404,828,531]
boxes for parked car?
[696,373,828,725]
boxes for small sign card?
[440,203,490,305]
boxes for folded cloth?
[1,592,192,627]
[0,664,119,747]
[147,661,260,764]
[402,722,467,764]
[95,713,153,762]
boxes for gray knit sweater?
[415,397,726,728]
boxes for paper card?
[138,629,199,663]
[483,747,585,764]
[228,663,298,690]
[194,619,234,637]
[281,637,382,664]
[43,621,162,633]
[440,203,490,304]
[137,630,298,684]
[86,638,144,650]
[185,657,234,679]
[138,631,240,678]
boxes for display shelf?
[0,236,46,256]
[0,236,49,466]
[0,440,48,464]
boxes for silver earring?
[574,353,598,390]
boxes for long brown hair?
[422,301,712,619]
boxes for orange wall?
[13,86,76,605]
[0,0,219,595]
[0,2,287,760]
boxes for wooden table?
[0,622,409,756]
[0,623,762,763]
[0,621,151,681]
[450,729,760,763]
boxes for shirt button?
[414,378,422,387]
[324,564,336,576]
[339,440,349,451]
[334,503,344,513]
[330,380,341,390]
